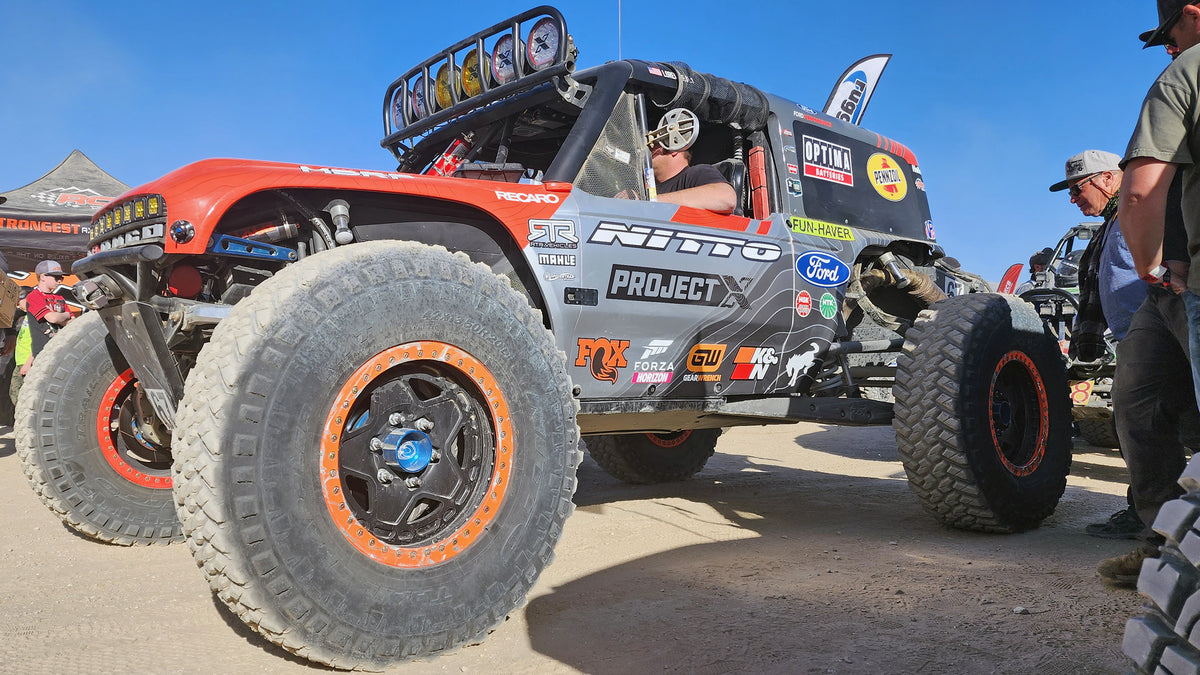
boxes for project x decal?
[607,265,750,308]
[575,338,629,384]
[588,221,781,262]
[867,153,907,202]
[788,217,854,241]
[795,251,851,288]
[802,135,853,186]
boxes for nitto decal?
[683,344,725,382]
[575,338,629,384]
[537,253,576,266]
[788,217,854,242]
[867,153,907,202]
[528,219,578,249]
[819,293,838,320]
[796,290,812,317]
[795,251,851,288]
[588,221,781,262]
[495,190,560,204]
[731,346,778,381]
[802,136,853,186]
[607,264,750,308]
[784,343,822,387]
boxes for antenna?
[618,0,622,60]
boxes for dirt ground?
[0,423,1146,674]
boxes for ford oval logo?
[795,251,851,288]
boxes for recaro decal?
[788,217,854,241]
[795,251,851,288]
[496,190,560,204]
[587,221,781,262]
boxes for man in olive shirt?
[1121,0,1200,406]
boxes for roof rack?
[380,5,576,159]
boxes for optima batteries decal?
[801,135,853,186]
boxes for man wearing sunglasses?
[1100,2,1200,586]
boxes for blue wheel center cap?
[381,429,434,473]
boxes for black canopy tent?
[0,150,129,273]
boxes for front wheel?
[893,293,1072,532]
[15,310,178,545]
[172,241,580,669]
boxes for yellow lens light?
[123,203,132,221]
[462,49,487,97]
[148,197,160,215]
[135,200,145,219]
[435,63,459,110]
[114,208,123,226]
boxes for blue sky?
[0,1,1175,283]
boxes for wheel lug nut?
[415,418,434,432]
[430,450,441,463]
[377,468,393,484]
[389,413,404,426]
[370,438,384,452]
[404,476,421,489]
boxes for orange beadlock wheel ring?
[987,350,1049,477]
[96,369,172,489]
[320,341,514,568]
[645,430,693,448]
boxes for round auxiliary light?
[491,34,518,85]
[411,74,430,120]
[390,87,405,128]
[435,62,460,110]
[525,17,560,71]
[461,49,488,97]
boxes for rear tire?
[15,311,178,545]
[1078,415,1120,449]
[1123,457,1200,672]
[586,429,721,484]
[172,241,580,669]
[893,293,1072,532]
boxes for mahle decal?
[788,217,854,242]
[575,338,629,384]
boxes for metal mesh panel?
[573,93,648,200]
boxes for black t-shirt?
[1165,172,1188,263]
[657,164,727,195]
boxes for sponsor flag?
[997,263,1024,294]
[822,54,891,126]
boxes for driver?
[651,144,737,214]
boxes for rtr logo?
[575,338,630,384]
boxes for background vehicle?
[15,6,1071,668]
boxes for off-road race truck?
[16,6,1072,669]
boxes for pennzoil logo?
[788,217,854,242]
[575,338,629,384]
[867,153,907,202]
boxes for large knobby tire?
[15,310,178,545]
[171,241,580,669]
[1078,416,1120,449]
[1124,457,1200,672]
[893,293,1072,532]
[586,428,722,484]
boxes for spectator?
[22,260,73,378]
